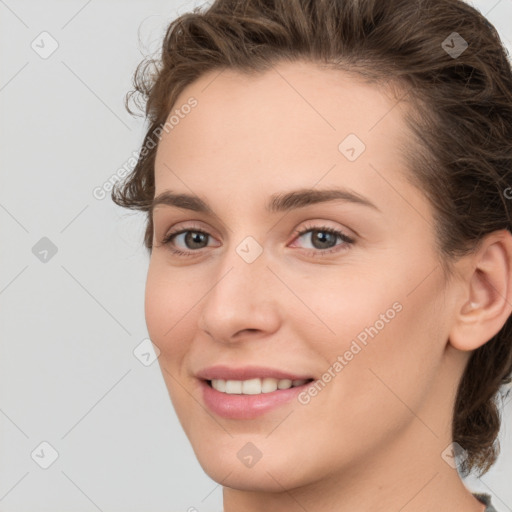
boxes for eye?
[290,224,355,256]
[158,222,355,258]
[159,224,218,257]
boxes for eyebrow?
[150,187,380,215]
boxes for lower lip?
[199,379,312,420]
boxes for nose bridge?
[198,235,280,340]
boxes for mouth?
[204,377,315,395]
[195,365,316,419]
[198,376,316,420]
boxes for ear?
[449,229,512,352]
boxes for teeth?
[211,378,309,395]
[277,378,292,389]
[262,377,278,393]
[243,378,264,395]
[225,380,242,394]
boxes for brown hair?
[112,0,512,477]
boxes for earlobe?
[449,229,512,352]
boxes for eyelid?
[159,219,217,241]
[158,219,355,257]
[292,220,356,242]
[159,221,218,247]
[159,219,351,243]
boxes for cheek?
[323,275,447,426]
[144,263,197,414]
[144,261,195,357]
[289,268,401,354]
[300,262,445,404]
[144,264,169,341]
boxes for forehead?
[153,60,416,213]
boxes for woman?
[113,0,512,510]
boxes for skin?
[145,59,512,512]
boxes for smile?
[209,377,312,394]
[199,378,315,420]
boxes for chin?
[201,457,303,492]
[188,436,311,492]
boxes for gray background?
[1,1,511,511]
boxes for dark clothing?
[473,492,498,512]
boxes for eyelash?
[159,223,355,258]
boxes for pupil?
[313,230,335,249]
[186,231,207,248]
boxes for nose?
[197,242,281,344]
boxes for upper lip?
[196,365,314,382]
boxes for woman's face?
[145,60,467,491]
